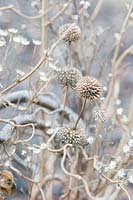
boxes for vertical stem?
[89,0,103,22]
[41,0,49,185]
[2,34,12,68]
[102,3,133,110]
[74,97,87,129]
[42,0,49,51]
[60,86,69,126]
[74,147,80,200]
[68,42,73,66]
[68,147,79,200]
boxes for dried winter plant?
[0,1,132,200]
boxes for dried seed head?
[0,170,16,196]
[56,67,82,89]
[57,127,85,146]
[76,76,102,102]
[59,23,81,43]
[94,109,106,122]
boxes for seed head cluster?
[58,127,85,146]
[56,67,82,89]
[59,23,81,43]
[76,76,102,102]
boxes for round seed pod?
[57,127,85,146]
[76,76,102,102]
[56,67,82,89]
[59,23,81,43]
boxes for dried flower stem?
[61,145,94,200]
[42,0,49,50]
[101,173,131,200]
[119,184,131,200]
[31,175,63,200]
[46,130,65,153]
[90,0,103,21]
[61,148,79,200]
[68,42,73,66]
[74,97,87,129]
[0,34,63,95]
[10,165,39,184]
[2,35,12,68]
[103,2,133,109]
[36,184,46,200]
[44,0,74,27]
[61,86,69,125]
[0,24,76,95]
[0,5,50,20]
[88,5,133,180]
[128,94,133,129]
[0,53,48,95]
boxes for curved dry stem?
[62,147,80,200]
[0,115,49,142]
[15,123,35,143]
[119,184,131,200]
[10,165,40,184]
[101,173,131,200]
[34,107,66,116]
[61,145,94,200]
[46,129,64,153]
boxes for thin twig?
[10,165,39,183]
[112,2,133,64]
[101,173,131,200]
[46,129,64,153]
[36,184,46,200]
[119,184,131,200]
[103,3,133,109]
[61,145,94,200]
[0,24,77,95]
[0,52,48,95]
[0,5,50,20]
[44,0,74,26]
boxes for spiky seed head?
[56,67,82,89]
[57,127,85,146]
[76,76,102,102]
[59,23,81,43]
